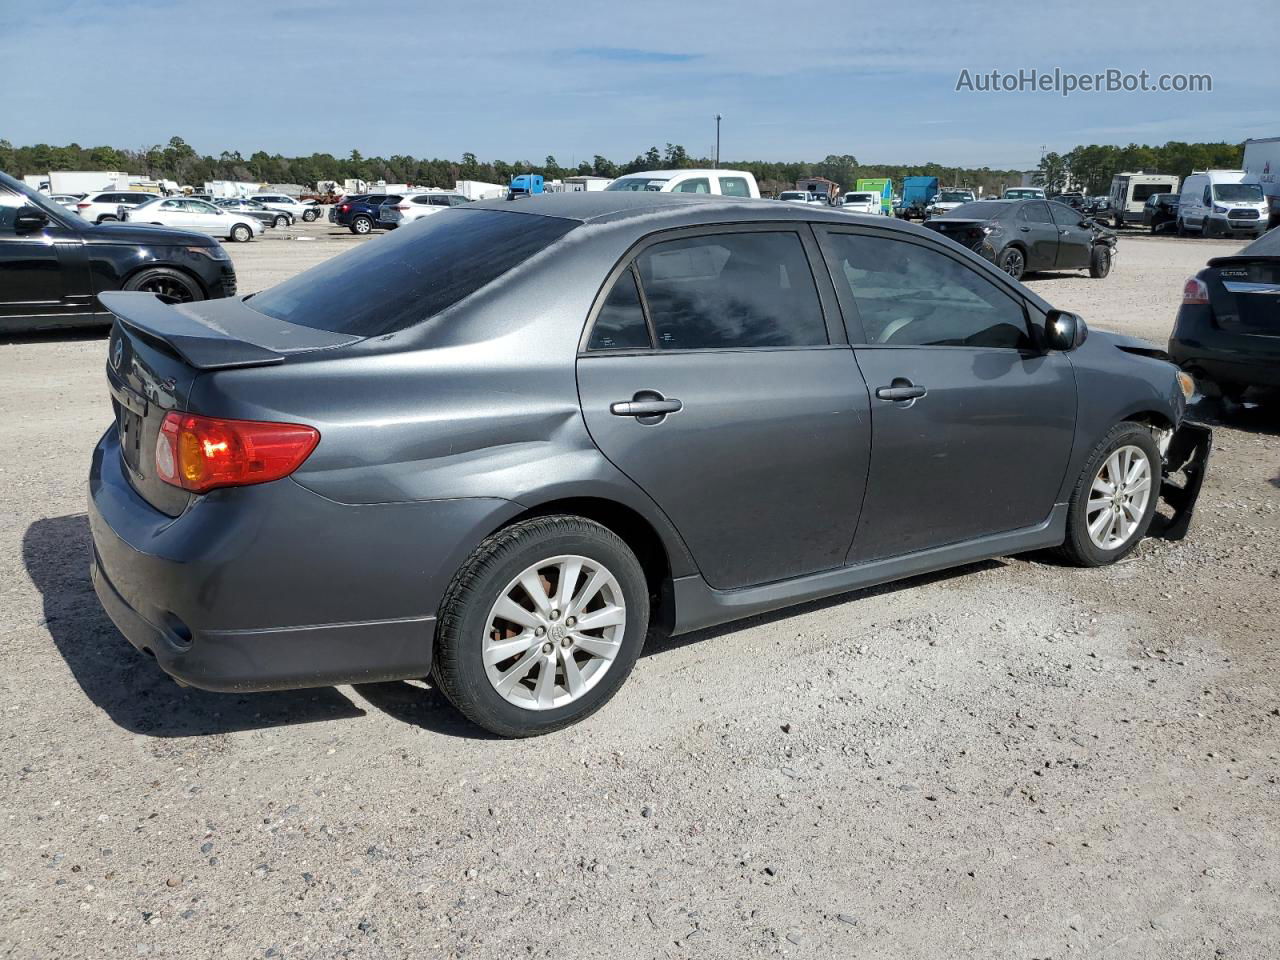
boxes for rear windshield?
[248,209,577,336]
[1240,228,1280,256]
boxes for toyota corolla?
[89,193,1211,736]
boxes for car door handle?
[1019,226,1031,232]
[610,396,682,417]
[875,384,927,401]
[1059,228,1070,235]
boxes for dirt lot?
[2,225,1277,959]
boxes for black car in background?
[1142,193,1180,234]
[924,199,1117,281]
[0,171,236,331]
[1170,227,1280,402]
[328,194,401,234]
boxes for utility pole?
[714,114,722,169]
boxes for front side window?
[671,178,710,194]
[634,232,826,350]
[161,199,182,209]
[718,177,750,198]
[429,195,451,206]
[1048,202,1081,227]
[1019,201,1053,224]
[825,232,1031,350]
[587,269,650,350]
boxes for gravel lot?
[2,223,1277,959]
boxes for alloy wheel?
[1085,444,1152,550]
[481,555,626,711]
[1003,249,1024,277]
[137,275,196,304]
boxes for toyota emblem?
[111,337,123,371]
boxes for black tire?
[350,216,373,235]
[1114,214,1124,230]
[96,214,117,223]
[123,266,203,304]
[273,214,289,228]
[1089,244,1112,278]
[303,209,318,222]
[1176,217,1186,237]
[997,246,1026,281]
[230,223,252,243]
[1056,422,1161,567]
[433,516,650,737]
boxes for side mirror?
[1045,309,1088,351]
[15,206,49,232]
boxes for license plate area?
[108,374,149,475]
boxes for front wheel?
[273,214,289,228]
[997,246,1026,280]
[1056,422,1160,567]
[230,223,252,243]
[302,209,318,222]
[97,214,118,223]
[1089,244,1113,278]
[123,266,203,304]
[350,216,373,235]
[432,516,650,737]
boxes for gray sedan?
[88,194,1211,736]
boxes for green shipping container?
[856,178,894,214]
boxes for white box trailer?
[454,179,507,200]
[1242,136,1280,224]
[23,174,48,191]
[1107,171,1180,226]
[203,180,261,198]
[48,171,129,194]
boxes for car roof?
[610,168,753,181]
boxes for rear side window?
[719,177,750,198]
[249,209,577,336]
[587,269,650,350]
[825,232,1030,349]
[634,232,826,350]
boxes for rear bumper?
[1170,320,1280,391]
[87,427,518,692]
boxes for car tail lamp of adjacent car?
[155,413,320,494]
[339,203,351,213]
[76,201,92,211]
[1182,277,1210,305]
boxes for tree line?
[2,135,1245,197]
[1035,141,1245,195]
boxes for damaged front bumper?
[1152,421,1213,541]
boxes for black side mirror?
[14,206,49,232]
[1045,309,1088,351]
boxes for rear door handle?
[610,391,683,420]
[875,384,927,401]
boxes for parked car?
[250,193,321,222]
[841,191,882,216]
[1177,171,1269,239]
[121,196,264,242]
[1169,226,1280,402]
[75,190,160,224]
[329,194,400,234]
[1087,196,1111,216]
[215,198,293,228]
[1141,193,1180,234]
[1058,192,1087,210]
[0,171,235,331]
[926,189,977,219]
[1003,187,1046,200]
[924,198,1117,281]
[49,193,83,208]
[377,191,470,228]
[778,190,815,204]
[87,192,1208,737]
[603,169,760,198]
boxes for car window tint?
[718,177,750,198]
[429,196,451,206]
[1020,201,1053,224]
[826,232,1030,349]
[672,178,710,194]
[587,270,651,350]
[1048,203,1081,227]
[635,232,827,350]
[249,209,577,336]
[0,190,24,231]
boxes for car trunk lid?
[100,291,358,515]
[926,218,988,246]
[1205,256,1280,336]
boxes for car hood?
[1089,328,1169,361]
[85,221,218,246]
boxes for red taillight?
[156,412,319,493]
[339,203,350,212]
[1182,276,1210,304]
[76,202,92,209]
[394,205,410,210]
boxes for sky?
[2,0,1276,170]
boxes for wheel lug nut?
[560,636,572,648]
[535,626,546,637]
[550,609,561,621]
[565,616,576,627]
[542,642,553,654]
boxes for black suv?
[1,171,236,332]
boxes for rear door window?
[634,232,827,349]
[718,177,751,198]
[249,209,577,336]
[671,178,711,194]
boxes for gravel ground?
[2,224,1277,959]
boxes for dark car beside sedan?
[88,193,1208,737]
[1142,193,1180,234]
[1170,226,1280,402]
[328,193,401,234]
[924,199,1117,281]
[0,171,236,331]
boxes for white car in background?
[377,191,470,227]
[603,169,760,198]
[250,193,320,222]
[74,190,160,223]
[841,191,882,215]
[778,190,816,204]
[926,188,977,219]
[121,196,263,242]
[49,194,83,208]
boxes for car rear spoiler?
[99,291,358,370]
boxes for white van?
[1178,169,1269,239]
[603,169,760,198]
[1108,172,1180,227]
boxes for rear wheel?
[303,209,318,222]
[1089,244,1112,278]
[96,214,118,223]
[230,223,252,243]
[1056,422,1160,567]
[350,215,373,235]
[123,267,203,304]
[997,246,1026,280]
[432,516,650,737]
[273,214,289,228]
